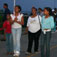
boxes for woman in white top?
[26,7,41,55]
[10,5,24,57]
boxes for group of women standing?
[1,5,55,57]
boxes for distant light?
[52,9,54,11]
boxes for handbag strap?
[38,15,41,26]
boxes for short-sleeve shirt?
[3,20,11,33]
[27,15,41,33]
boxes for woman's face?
[15,7,20,13]
[32,8,37,15]
[44,9,49,15]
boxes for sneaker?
[13,53,16,56]
[13,53,19,57]
[25,52,31,55]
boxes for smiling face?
[14,6,20,13]
[44,9,49,15]
[32,8,37,15]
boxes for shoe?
[25,52,31,55]
[9,52,14,55]
[13,51,20,57]
[34,51,38,54]
[1,39,6,41]
[6,52,14,55]
[13,53,19,57]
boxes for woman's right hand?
[14,17,17,22]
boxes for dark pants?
[40,31,51,57]
[27,30,41,53]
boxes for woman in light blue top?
[41,16,54,30]
[40,7,54,57]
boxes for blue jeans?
[6,33,13,53]
[40,31,51,57]
[12,28,22,54]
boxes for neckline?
[31,15,38,18]
[13,13,20,16]
[44,16,51,19]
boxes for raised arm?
[16,16,24,25]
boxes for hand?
[14,17,17,22]
[24,31,28,35]
[44,29,48,30]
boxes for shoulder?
[8,9,10,12]
[28,16,31,19]
[42,16,45,18]
[41,16,45,19]
[10,14,13,16]
[19,13,23,17]
[10,14,14,17]
[6,9,10,13]
[50,16,54,19]
[49,16,54,21]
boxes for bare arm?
[10,17,15,24]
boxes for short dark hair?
[38,8,43,11]
[32,7,37,11]
[4,3,8,7]
[44,7,52,16]
[15,5,21,12]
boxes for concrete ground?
[0,30,57,57]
